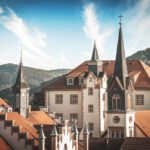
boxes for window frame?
[88,104,94,113]
[88,87,93,95]
[135,94,144,105]
[70,94,78,104]
[55,94,63,104]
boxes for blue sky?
[0,0,150,70]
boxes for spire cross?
[118,15,123,27]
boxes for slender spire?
[91,40,99,61]
[71,120,79,134]
[83,121,89,135]
[114,16,128,88]
[51,123,58,136]
[13,49,29,91]
[39,124,46,140]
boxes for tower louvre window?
[112,94,120,110]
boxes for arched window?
[64,144,67,150]
[112,94,120,110]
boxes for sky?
[0,0,150,70]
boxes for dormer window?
[79,78,84,85]
[67,78,74,85]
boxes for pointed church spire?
[114,16,128,88]
[13,50,29,91]
[91,40,99,61]
[39,124,46,140]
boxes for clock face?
[113,116,120,123]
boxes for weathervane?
[118,15,123,27]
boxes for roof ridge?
[139,60,150,78]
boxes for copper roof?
[44,60,150,90]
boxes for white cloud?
[82,3,112,57]
[125,0,150,55]
[0,7,3,14]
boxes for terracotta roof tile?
[135,111,150,137]
[43,60,150,90]
[1,112,39,145]
[0,136,12,150]
[27,111,55,125]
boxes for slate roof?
[43,60,150,91]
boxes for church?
[42,19,150,138]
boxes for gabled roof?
[43,60,150,91]
[0,112,39,145]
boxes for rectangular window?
[135,95,144,105]
[80,78,84,84]
[89,123,94,131]
[88,105,94,113]
[70,94,78,104]
[55,94,63,104]
[70,113,78,122]
[55,113,63,121]
[88,87,93,95]
[67,78,74,85]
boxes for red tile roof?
[0,112,39,146]
[0,136,12,150]
[44,60,150,90]
[27,111,55,125]
[135,111,150,137]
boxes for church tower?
[107,17,135,138]
[88,41,102,76]
[12,51,30,118]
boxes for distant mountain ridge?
[0,63,70,103]
[127,48,150,66]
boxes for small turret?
[88,41,102,77]
[71,121,79,150]
[50,123,58,150]
[12,50,30,118]
[83,121,89,150]
[39,124,46,150]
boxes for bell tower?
[107,16,135,138]
[12,50,30,118]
